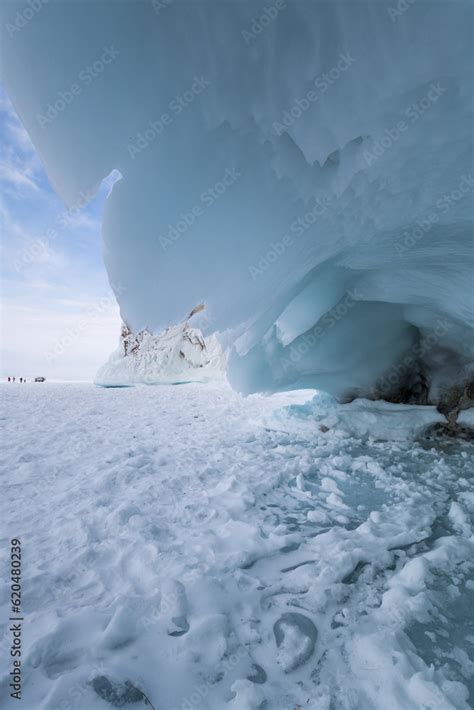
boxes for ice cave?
[1,0,472,412]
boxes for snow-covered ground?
[1,383,473,709]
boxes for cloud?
[0,201,68,276]
[59,209,99,231]
[0,162,40,193]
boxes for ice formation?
[1,0,473,407]
[268,391,447,441]
[95,306,225,386]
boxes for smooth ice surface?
[1,382,473,709]
[1,0,473,401]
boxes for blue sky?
[0,86,121,381]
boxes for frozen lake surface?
[1,383,473,709]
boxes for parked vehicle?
[35,376,46,382]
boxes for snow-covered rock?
[95,308,225,386]
[1,0,472,405]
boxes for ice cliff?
[1,0,473,409]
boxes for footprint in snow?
[92,676,151,707]
[273,612,317,673]
[162,579,190,636]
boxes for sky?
[0,86,121,381]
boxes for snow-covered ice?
[266,390,446,441]
[1,382,473,709]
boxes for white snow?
[1,382,473,709]
[459,409,474,428]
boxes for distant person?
[7,376,10,382]
[12,377,15,382]
[20,377,23,383]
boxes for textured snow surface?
[1,0,473,401]
[1,383,473,709]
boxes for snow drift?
[1,0,473,408]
